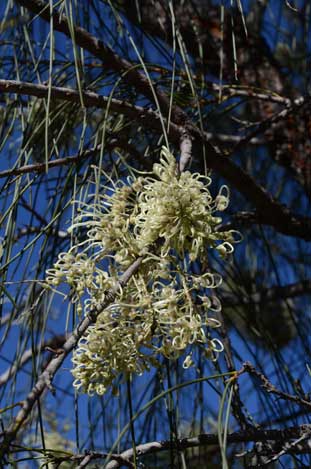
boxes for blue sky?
[0,1,310,466]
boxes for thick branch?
[205,152,311,240]
[1,78,310,240]
[0,79,172,138]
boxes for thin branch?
[0,256,143,456]
[262,428,311,466]
[0,136,151,179]
[238,435,311,467]
[0,154,87,179]
[104,425,311,468]
[0,79,259,145]
[0,335,66,387]
[35,425,311,467]
[207,133,264,145]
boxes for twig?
[76,454,93,468]
[207,82,291,106]
[231,95,309,153]
[57,450,135,468]
[238,362,311,410]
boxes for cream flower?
[134,147,230,261]
[45,146,241,395]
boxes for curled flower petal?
[44,147,241,396]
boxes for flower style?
[45,146,241,395]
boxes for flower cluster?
[135,150,231,260]
[45,147,241,395]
